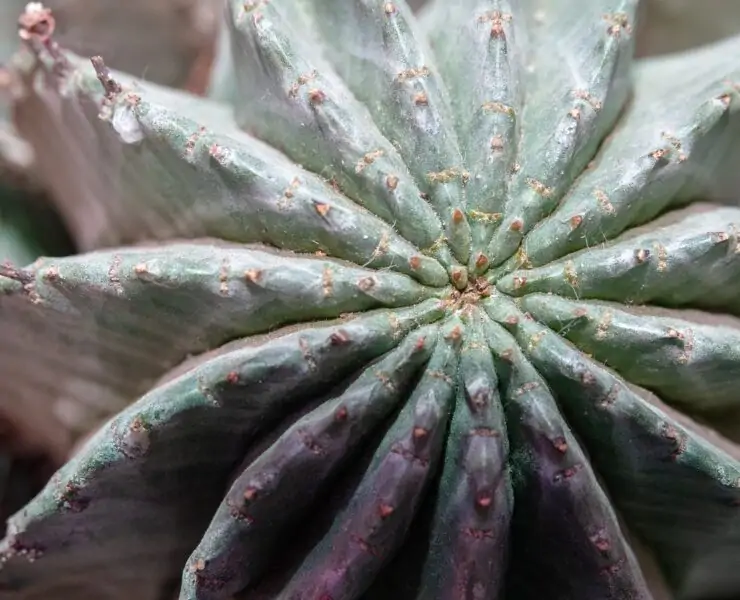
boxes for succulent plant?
[1,1,740,600]
[2,0,221,184]
[0,64,72,551]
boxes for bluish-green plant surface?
[0,1,739,599]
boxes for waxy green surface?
[1,1,740,600]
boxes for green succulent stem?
[0,2,739,600]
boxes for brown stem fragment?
[90,56,122,99]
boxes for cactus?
[1,1,740,600]
[1,0,221,184]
